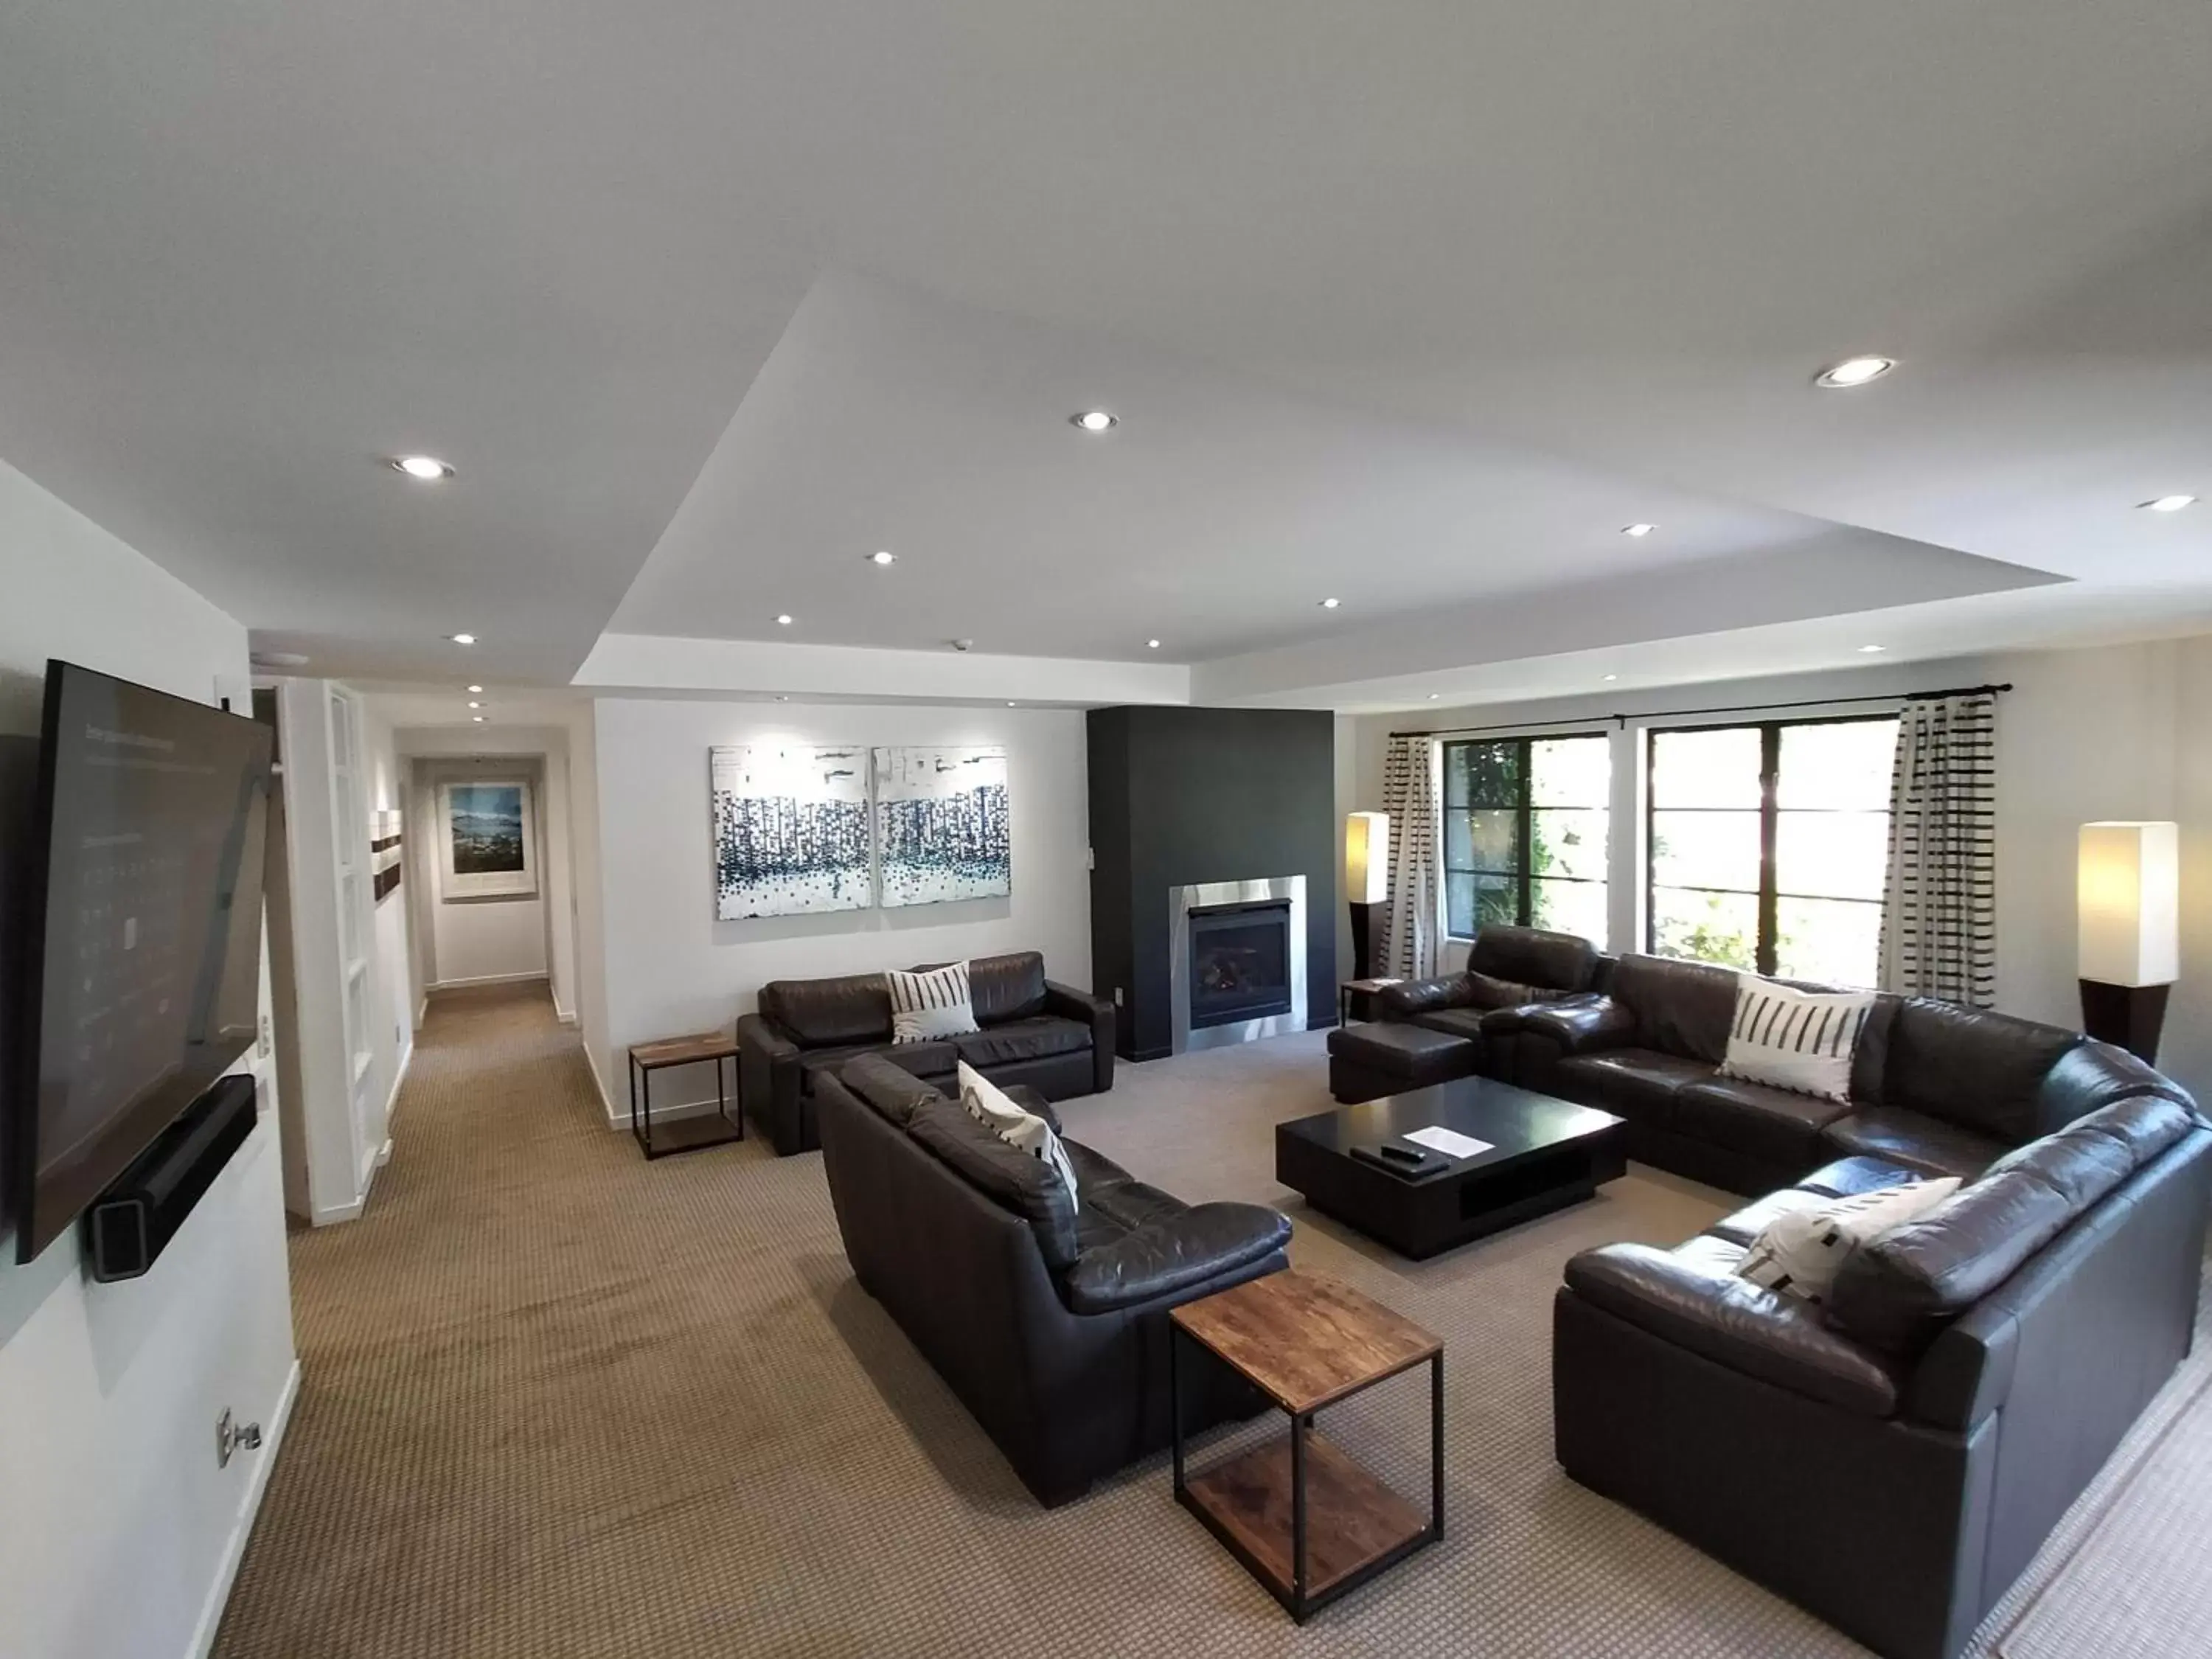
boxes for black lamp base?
[2079,979,2171,1065]
[1349,902,1381,981]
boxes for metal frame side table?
[1169,1269,1442,1622]
[627,1032,745,1160]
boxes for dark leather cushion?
[1827,1094,2199,1354]
[1611,954,1739,1062]
[1704,1186,1831,1247]
[906,1099,1080,1271]
[1882,999,2084,1143]
[1379,973,1486,1018]
[1329,1019,1477,1085]
[799,1040,953,1094]
[1506,996,1636,1052]
[760,973,893,1046]
[1797,1156,1930,1199]
[1468,925,1600,992]
[966,950,1050,1024]
[952,1015,1091,1069]
[1564,1238,1902,1416]
[1820,1107,2008,1180]
[1408,1006,1491,1040]
[1557,1048,1716,1127]
[1082,1176,1190,1236]
[1064,1203,1293,1315]
[1676,1075,1855,1172]
[840,1052,949,1126]
[1062,1137,1131,1192]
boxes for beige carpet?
[213,985,2212,1658]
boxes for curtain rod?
[1389,681,2011,740]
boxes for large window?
[1443,735,1610,945]
[1646,716,1899,986]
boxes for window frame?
[1440,730,1610,942]
[1642,712,1896,981]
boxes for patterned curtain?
[1879,692,1998,1006]
[1376,735,1442,980]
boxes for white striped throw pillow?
[958,1061,1078,1203]
[1717,974,1876,1105]
[884,962,980,1043]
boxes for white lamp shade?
[2078,821,2179,987]
[1345,812,1390,905]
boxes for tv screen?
[7,661,274,1263]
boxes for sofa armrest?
[1562,1243,1901,1417]
[736,1012,807,1153]
[1044,979,1116,1093]
[1512,995,1635,1054]
[1000,1082,1064,1136]
[1378,974,1476,1018]
[1063,1202,1292,1315]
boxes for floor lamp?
[2078,821,2178,1063]
[1346,812,1390,980]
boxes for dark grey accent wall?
[1087,706,1338,1061]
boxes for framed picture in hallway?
[872,745,1011,907]
[437,779,538,899]
[710,744,872,918]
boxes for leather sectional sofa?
[815,1052,1292,1506]
[1557,1092,2211,1659]
[1492,950,2180,1192]
[735,950,1114,1155]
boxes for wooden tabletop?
[630,1031,740,1068]
[1172,1270,1441,1415]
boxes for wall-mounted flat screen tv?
[7,661,273,1263]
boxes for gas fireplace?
[1169,876,1307,1054]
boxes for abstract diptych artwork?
[710,745,872,918]
[872,745,1012,908]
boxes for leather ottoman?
[1328,1021,1481,1104]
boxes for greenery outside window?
[1442,735,1610,946]
[1646,716,1899,985]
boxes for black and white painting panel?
[710,744,872,919]
[872,745,1012,908]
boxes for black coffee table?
[1276,1078,1627,1259]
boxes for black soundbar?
[85,1073,258,1282]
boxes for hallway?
[214,983,789,1659]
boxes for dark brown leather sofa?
[816,1053,1291,1505]
[1555,1092,2211,1659]
[1326,926,1604,1102]
[1495,951,2178,1193]
[735,950,1113,1155]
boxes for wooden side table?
[1338,977,1402,1028]
[1169,1270,1442,1621]
[627,1032,744,1160]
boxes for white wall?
[590,698,1091,1116]
[0,458,296,1659]
[412,756,551,988]
[1351,636,2212,1096]
[394,723,581,1018]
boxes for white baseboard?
[187,1357,303,1659]
[375,1136,393,1169]
[431,970,549,990]
[311,1197,364,1225]
[582,1042,616,1119]
[381,1042,413,1130]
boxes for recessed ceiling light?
[467,701,481,709]
[1601,674,1618,682]
[2141,495,2198,512]
[867,550,897,566]
[1427,693,1441,700]
[773,695,789,703]
[776,613,794,626]
[1813,355,1898,389]
[467,684,483,694]
[1622,524,1657,538]
[1147,639,1162,650]
[390,454,454,481]
[1070,411,1118,433]
[1859,644,1887,653]
[471,715,484,723]
[251,651,310,669]
[1006,700,1018,707]
[448,633,477,645]
[1319,597,1341,610]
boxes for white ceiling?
[4,2,2209,709]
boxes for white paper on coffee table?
[1401,1125,1494,1160]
